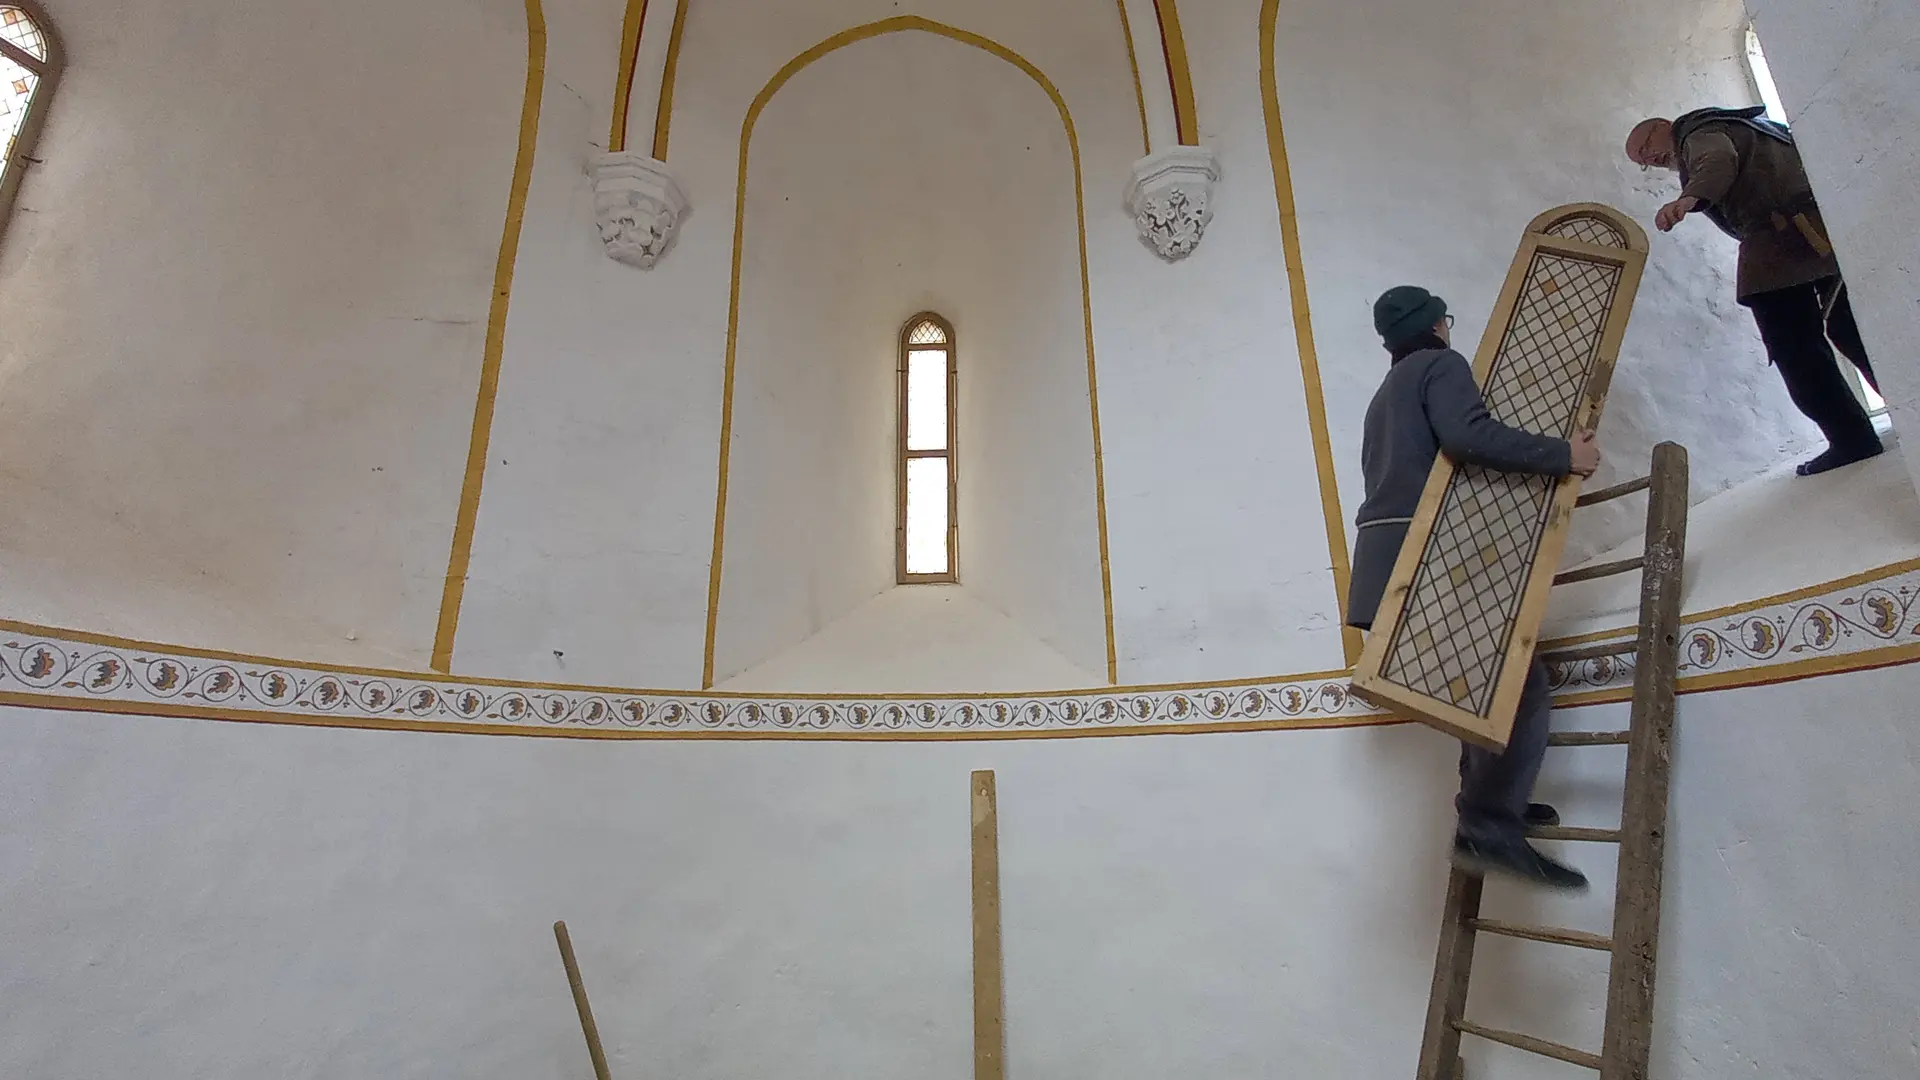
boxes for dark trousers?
[1747,277,1881,453]
[1456,656,1552,843]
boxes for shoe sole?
[1450,849,1590,894]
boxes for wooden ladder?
[1414,441,1690,1080]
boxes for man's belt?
[1768,200,1835,258]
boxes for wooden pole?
[1599,442,1688,1080]
[971,770,1005,1080]
[554,920,614,1080]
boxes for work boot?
[1451,833,1589,893]
[1797,439,1884,477]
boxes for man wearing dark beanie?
[1348,285,1602,892]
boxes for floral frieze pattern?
[0,635,1373,736]
[1546,565,1920,697]
[3,563,1917,738]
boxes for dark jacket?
[1674,106,1840,301]
[1346,348,1571,630]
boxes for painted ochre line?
[1258,0,1360,664]
[608,0,649,152]
[1073,103,1122,684]
[431,0,548,673]
[649,0,691,161]
[1114,0,1152,156]
[699,16,1121,687]
[1149,0,1199,144]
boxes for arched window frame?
[0,1,60,249]
[897,312,958,584]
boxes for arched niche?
[708,19,1113,691]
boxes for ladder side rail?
[1414,872,1485,1080]
[1598,441,1688,1080]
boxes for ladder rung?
[1540,640,1636,666]
[1529,825,1622,843]
[1470,918,1613,951]
[1548,730,1631,747]
[1553,556,1644,586]
[1575,474,1650,507]
[1454,1020,1602,1070]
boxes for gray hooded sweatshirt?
[1345,347,1571,630]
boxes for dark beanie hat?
[1373,286,1448,348]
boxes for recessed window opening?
[899,314,958,583]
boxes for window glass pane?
[905,348,948,451]
[905,456,950,575]
[0,8,47,61]
[0,50,35,191]
[907,320,948,346]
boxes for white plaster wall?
[1549,447,1920,639]
[4,0,1902,694]
[716,586,1094,694]
[1270,0,1829,566]
[455,0,1351,688]
[1742,0,1920,488]
[706,37,898,683]
[944,65,1108,682]
[0,488,419,669]
[4,664,1918,1077]
[1096,0,1352,680]
[447,0,718,687]
[707,31,1104,685]
[0,0,527,664]
[453,0,1128,686]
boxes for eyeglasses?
[1444,314,1456,329]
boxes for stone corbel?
[591,150,689,270]
[1124,146,1219,261]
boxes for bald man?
[1627,108,1882,477]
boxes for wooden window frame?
[897,312,959,584]
[0,1,61,252]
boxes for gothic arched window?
[899,313,958,583]
[0,3,58,244]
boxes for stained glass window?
[0,5,53,223]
